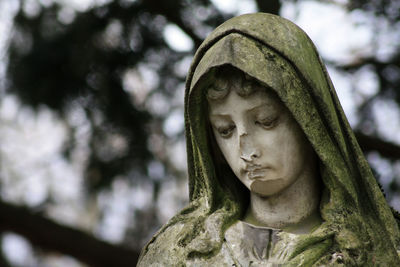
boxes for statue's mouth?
[242,166,269,180]
[247,169,267,180]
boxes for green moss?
[138,13,400,266]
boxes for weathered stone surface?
[138,13,400,266]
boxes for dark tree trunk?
[0,201,140,267]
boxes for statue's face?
[209,89,315,196]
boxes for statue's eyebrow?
[209,102,276,117]
[209,113,231,118]
[246,103,274,113]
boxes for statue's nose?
[239,133,260,162]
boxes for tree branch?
[255,0,281,15]
[329,53,400,72]
[332,57,384,71]
[0,200,139,267]
[0,234,12,267]
[355,131,400,160]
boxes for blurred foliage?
[8,1,154,191]
[9,1,170,191]
[342,0,400,116]
[348,0,400,22]
[5,0,235,193]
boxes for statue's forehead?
[208,89,281,116]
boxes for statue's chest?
[186,221,301,267]
[223,221,299,267]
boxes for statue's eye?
[256,117,278,129]
[217,125,235,138]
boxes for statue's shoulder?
[138,220,235,266]
[137,222,187,266]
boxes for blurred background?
[0,0,400,266]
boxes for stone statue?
[138,13,400,266]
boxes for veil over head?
[139,13,400,266]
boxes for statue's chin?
[249,178,285,196]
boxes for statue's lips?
[242,167,270,180]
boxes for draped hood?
[139,13,400,266]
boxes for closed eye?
[217,125,235,138]
[256,117,278,129]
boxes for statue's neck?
[243,163,321,234]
